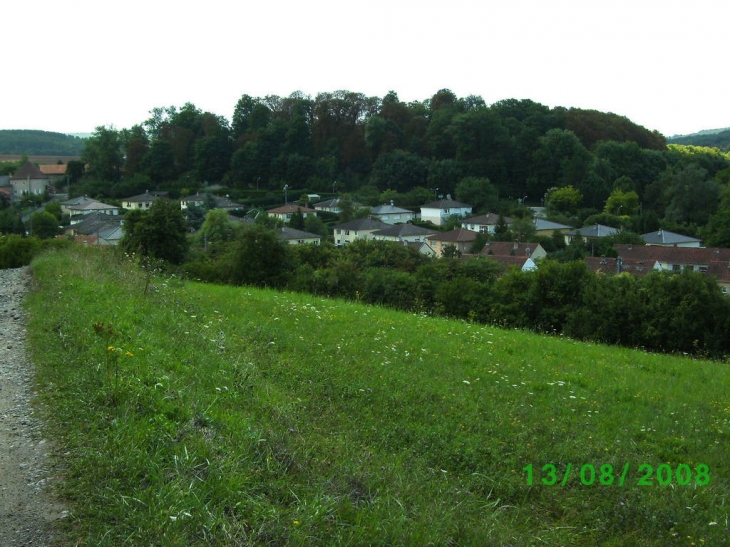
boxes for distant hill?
[668,128,730,150]
[0,129,86,156]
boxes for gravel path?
[0,266,66,546]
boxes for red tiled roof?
[614,244,730,266]
[480,241,540,257]
[267,204,316,214]
[38,164,67,175]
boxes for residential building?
[480,241,547,261]
[534,218,572,237]
[420,196,472,226]
[122,191,163,210]
[333,218,389,246]
[266,204,316,222]
[370,223,438,243]
[426,228,478,257]
[461,213,513,234]
[483,255,538,272]
[276,226,322,245]
[10,161,49,196]
[565,224,619,246]
[65,212,124,246]
[641,229,701,247]
[67,200,120,224]
[370,201,415,225]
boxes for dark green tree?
[82,126,124,183]
[121,199,189,264]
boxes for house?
[60,195,95,215]
[369,223,438,243]
[38,164,68,186]
[275,226,322,245]
[565,224,619,246]
[461,213,513,234]
[369,201,415,225]
[332,218,390,246]
[10,161,49,196]
[401,240,437,257]
[480,241,547,261]
[65,212,124,246]
[426,228,479,257]
[312,198,343,213]
[613,244,730,274]
[180,193,245,212]
[122,190,162,210]
[266,204,316,222]
[483,255,538,272]
[67,199,119,224]
[584,256,658,277]
[420,196,472,226]
[534,218,572,237]
[641,229,701,247]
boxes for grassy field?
[26,246,729,546]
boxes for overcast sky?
[3,0,728,138]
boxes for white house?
[420,196,472,226]
[332,218,390,246]
[369,201,415,225]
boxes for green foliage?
[546,185,582,214]
[0,208,25,235]
[603,188,639,216]
[82,126,124,183]
[227,224,294,288]
[30,211,60,239]
[454,176,499,213]
[27,246,729,546]
[0,130,86,155]
[121,199,189,264]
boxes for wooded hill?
[0,129,85,156]
[668,128,730,150]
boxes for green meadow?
[26,246,729,546]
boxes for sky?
[3,0,728,138]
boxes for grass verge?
[26,246,729,546]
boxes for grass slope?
[26,247,729,546]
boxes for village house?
[266,204,316,223]
[122,191,167,210]
[461,213,513,234]
[275,226,322,245]
[641,229,701,247]
[10,161,49,196]
[369,223,438,243]
[426,228,478,257]
[480,241,547,261]
[564,224,619,246]
[534,218,572,237]
[332,218,390,246]
[420,196,472,226]
[67,199,119,224]
[65,212,124,246]
[369,202,415,225]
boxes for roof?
[266,204,316,214]
[584,256,657,276]
[480,241,541,257]
[370,224,437,238]
[38,164,67,175]
[614,244,730,266]
[462,213,513,225]
[313,198,341,208]
[535,218,572,231]
[370,203,413,215]
[641,229,702,246]
[123,191,160,203]
[333,218,390,231]
[61,195,95,206]
[567,224,619,238]
[68,200,117,212]
[276,226,321,241]
[483,255,537,271]
[11,161,46,180]
[427,228,478,243]
[68,212,124,236]
[420,198,471,210]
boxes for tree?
[228,224,293,288]
[546,185,582,215]
[603,189,640,216]
[121,199,189,264]
[30,211,60,239]
[454,177,499,213]
[82,126,124,183]
[663,164,720,225]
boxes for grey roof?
[123,191,160,203]
[69,212,124,236]
[370,224,437,238]
[370,203,413,215]
[567,224,619,238]
[333,218,390,231]
[462,213,513,225]
[276,226,321,240]
[641,229,701,245]
[61,195,95,206]
[421,198,471,210]
[535,218,572,231]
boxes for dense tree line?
[668,128,730,151]
[68,90,730,249]
[0,130,85,156]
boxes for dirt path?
[0,266,66,546]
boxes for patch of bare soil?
[0,266,66,546]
